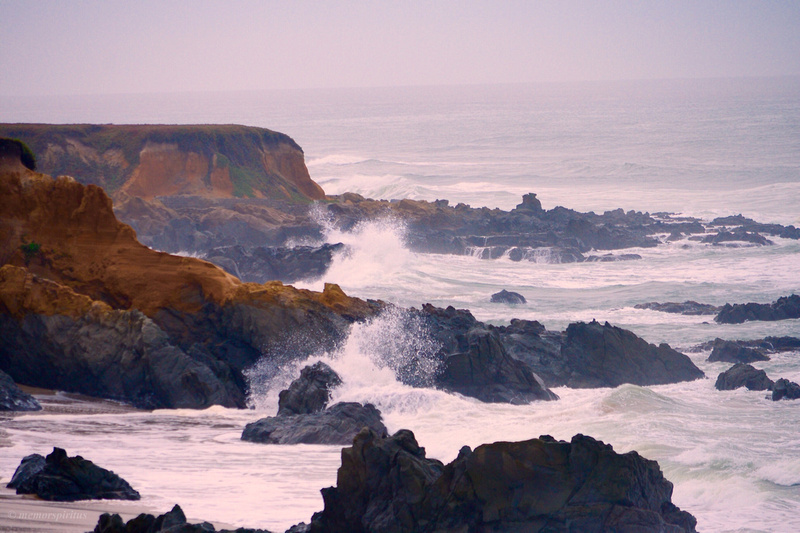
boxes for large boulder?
[707,338,771,364]
[436,327,558,403]
[559,321,705,388]
[278,362,343,416]
[309,428,697,533]
[0,368,41,411]
[241,402,388,445]
[715,363,774,391]
[7,447,140,501]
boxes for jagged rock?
[559,320,705,388]
[772,378,800,401]
[715,364,774,391]
[0,369,41,411]
[91,503,273,533]
[309,428,697,533]
[278,362,342,416]
[241,402,387,445]
[8,447,140,501]
[715,294,800,324]
[490,289,527,304]
[635,301,720,316]
[437,327,558,403]
[707,338,771,364]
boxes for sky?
[1,0,799,96]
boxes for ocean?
[1,77,800,532]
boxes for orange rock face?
[0,167,371,320]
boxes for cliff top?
[0,124,324,201]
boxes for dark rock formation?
[557,320,705,388]
[92,503,272,533]
[715,294,800,324]
[204,243,343,284]
[417,305,703,395]
[241,402,388,445]
[707,338,771,363]
[243,361,386,445]
[691,336,800,356]
[490,289,526,304]
[8,447,140,501]
[437,327,558,403]
[715,364,774,391]
[278,362,343,416]
[772,378,800,401]
[309,428,697,533]
[0,369,41,411]
[710,214,800,240]
[635,301,720,316]
[701,229,773,246]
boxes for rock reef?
[715,294,800,324]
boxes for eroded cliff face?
[0,124,324,202]
[0,165,376,408]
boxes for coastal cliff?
[0,149,377,408]
[0,123,324,201]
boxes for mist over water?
[2,78,800,532]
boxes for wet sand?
[0,487,155,533]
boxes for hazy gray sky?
[1,0,799,96]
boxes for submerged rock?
[635,301,720,316]
[91,503,273,533]
[715,364,774,392]
[8,447,140,501]
[707,338,771,364]
[490,289,527,304]
[241,402,387,445]
[309,428,697,533]
[0,369,41,411]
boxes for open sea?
[2,77,800,532]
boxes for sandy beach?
[0,487,155,533]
